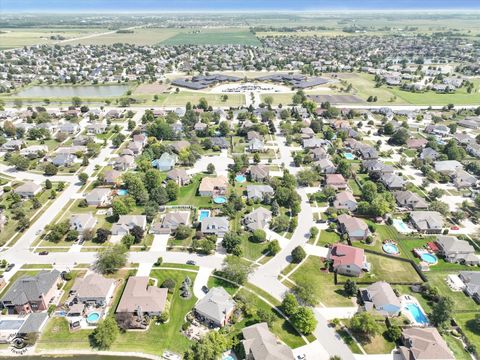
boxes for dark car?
[39,251,49,255]
[5,264,14,272]
[201,285,209,293]
[186,260,196,266]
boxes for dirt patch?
[134,83,171,95]
[307,94,364,104]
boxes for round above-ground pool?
[86,311,101,324]
[382,243,400,255]
[213,196,227,204]
[420,253,438,265]
[235,174,246,183]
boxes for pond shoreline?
[0,349,161,360]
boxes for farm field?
[67,28,180,46]
[160,28,262,46]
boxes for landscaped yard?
[345,320,396,354]
[317,229,341,246]
[168,175,215,208]
[363,253,423,284]
[288,256,354,307]
[454,313,480,354]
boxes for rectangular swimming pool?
[198,210,210,222]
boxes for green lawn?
[289,256,353,307]
[238,234,269,261]
[444,333,472,360]
[207,276,239,296]
[168,175,215,208]
[318,230,341,246]
[455,313,480,354]
[160,28,261,46]
[360,253,423,284]
[337,328,363,354]
[345,320,396,354]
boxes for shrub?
[291,246,306,263]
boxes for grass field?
[160,28,261,46]
[65,28,179,46]
[135,90,245,107]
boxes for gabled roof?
[195,287,235,324]
[116,277,167,314]
[362,281,400,309]
[71,274,115,299]
[242,322,294,360]
[400,327,454,360]
[329,244,365,268]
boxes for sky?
[2,0,480,12]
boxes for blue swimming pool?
[382,243,399,255]
[199,210,210,222]
[343,152,355,160]
[392,219,411,233]
[420,253,438,265]
[222,356,235,360]
[117,189,128,196]
[235,174,246,183]
[405,303,428,324]
[213,196,227,204]
[86,312,101,324]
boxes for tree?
[267,239,281,255]
[264,96,274,106]
[95,228,112,243]
[343,279,358,297]
[130,225,144,244]
[121,234,135,248]
[44,163,58,176]
[72,96,82,107]
[291,307,317,335]
[112,133,126,148]
[95,244,127,274]
[206,163,215,174]
[251,229,266,243]
[282,293,299,317]
[165,180,179,201]
[336,160,352,178]
[385,325,402,342]
[92,317,119,349]
[222,232,242,255]
[389,128,409,146]
[78,172,88,184]
[270,214,290,232]
[175,224,192,240]
[184,331,230,360]
[350,312,379,338]
[429,200,450,217]
[123,173,149,205]
[429,296,454,328]
[294,280,318,306]
[221,255,252,285]
[112,198,131,217]
[291,246,306,263]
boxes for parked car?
[39,251,49,255]
[5,263,14,272]
[201,285,209,293]
[186,260,196,266]
[451,225,460,230]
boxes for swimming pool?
[198,209,210,222]
[382,243,399,255]
[392,219,412,233]
[420,253,438,265]
[405,303,428,324]
[222,356,235,360]
[235,174,246,183]
[213,196,227,204]
[86,311,101,324]
[343,152,355,160]
[117,189,128,196]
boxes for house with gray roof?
[467,143,480,158]
[201,217,229,236]
[242,322,294,360]
[337,214,369,241]
[85,188,111,207]
[333,191,357,211]
[453,170,477,189]
[410,211,444,234]
[310,147,328,161]
[399,327,454,360]
[436,236,479,266]
[420,147,440,161]
[112,215,147,236]
[156,153,177,171]
[52,153,76,167]
[360,281,401,317]
[434,160,463,175]
[151,211,190,234]
[394,191,428,210]
[249,165,269,182]
[1,270,60,314]
[248,138,265,153]
[70,273,115,306]
[315,158,337,174]
[166,168,191,186]
[194,287,236,327]
[459,271,480,303]
[70,213,97,232]
[243,207,272,231]
[380,173,405,190]
[361,160,394,175]
[358,146,378,160]
[14,182,42,198]
[103,170,122,185]
[246,185,274,201]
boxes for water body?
[0,356,151,360]
[16,85,129,98]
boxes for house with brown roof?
[328,244,369,277]
[70,273,115,306]
[249,165,269,182]
[325,174,347,190]
[333,191,357,211]
[406,138,428,149]
[116,277,168,317]
[399,327,454,360]
[337,214,369,241]
[198,176,228,197]
[151,211,190,234]
[242,322,294,360]
[167,168,191,186]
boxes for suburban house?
[358,146,378,160]
[242,322,294,360]
[394,191,428,210]
[362,160,394,175]
[103,170,122,186]
[151,212,190,234]
[1,270,61,314]
[0,312,49,344]
[167,168,191,186]
[310,147,328,161]
[453,170,477,189]
[2,139,25,151]
[69,213,97,232]
[58,122,80,134]
[116,276,168,317]
[243,207,273,231]
[111,215,147,236]
[399,327,454,360]
[410,211,444,234]
[14,182,42,198]
[328,244,369,277]
[248,138,265,152]
[360,281,401,317]
[459,271,480,303]
[194,287,236,327]
[315,158,337,174]
[436,236,479,265]
[246,185,274,201]
[380,173,405,190]
[249,165,269,182]
[20,145,48,156]
[420,147,440,161]
[333,191,358,211]
[70,274,115,306]
[114,154,135,171]
[198,176,228,197]
[85,188,112,207]
[156,153,177,171]
[406,138,428,149]
[337,214,370,241]
[201,217,229,236]
[434,160,463,175]
[325,174,347,190]
[86,122,107,134]
[170,140,190,153]
[52,153,76,167]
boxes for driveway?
[293,340,331,360]
[137,262,153,277]
[304,244,329,258]
[316,306,358,320]
[151,234,169,251]
[193,267,213,300]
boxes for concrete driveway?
[193,267,213,300]
[151,234,169,251]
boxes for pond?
[0,356,152,360]
[16,84,129,98]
